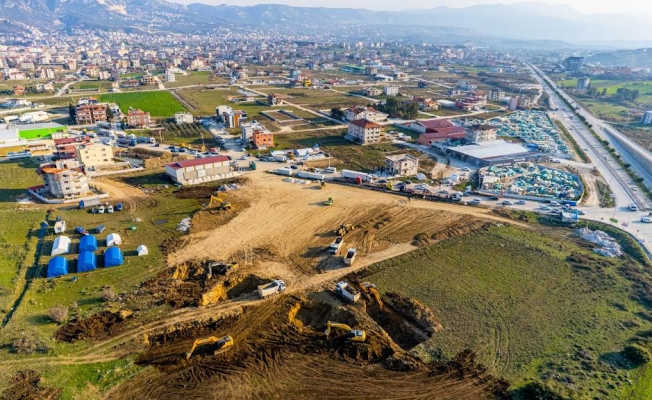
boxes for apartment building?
[75,104,107,125]
[383,86,399,96]
[165,70,176,82]
[142,71,157,86]
[174,112,194,124]
[466,125,497,143]
[216,105,247,128]
[252,129,274,149]
[361,87,382,97]
[127,108,152,128]
[347,119,382,144]
[385,154,419,177]
[38,159,90,199]
[489,89,505,101]
[75,144,113,168]
[345,106,388,123]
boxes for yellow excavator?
[319,181,326,189]
[325,321,366,342]
[208,194,231,210]
[186,335,234,359]
[324,196,334,206]
[336,223,354,236]
[359,282,383,311]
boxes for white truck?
[343,248,357,265]
[329,237,343,255]
[341,169,374,182]
[257,279,286,299]
[297,171,325,181]
[275,168,294,176]
[272,155,288,163]
[449,191,463,201]
[335,281,360,303]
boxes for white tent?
[51,236,71,256]
[106,233,122,247]
[137,245,149,256]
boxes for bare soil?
[55,310,133,343]
[0,370,61,400]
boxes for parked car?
[541,205,551,210]
[550,201,561,206]
[502,200,513,206]
[489,196,500,201]
[516,200,527,205]
[641,217,652,223]
[290,165,299,170]
[576,210,586,215]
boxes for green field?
[18,125,68,140]
[163,71,219,89]
[362,225,652,398]
[99,91,185,117]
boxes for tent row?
[47,247,124,278]
[50,233,123,257]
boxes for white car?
[541,205,551,211]
[516,200,527,205]
[550,201,561,207]
[641,217,652,223]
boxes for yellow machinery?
[359,282,383,312]
[325,321,366,342]
[186,335,233,359]
[336,223,354,236]
[325,196,334,206]
[386,182,393,191]
[319,181,326,189]
[208,194,231,210]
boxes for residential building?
[518,96,531,109]
[385,154,419,177]
[165,70,176,82]
[362,87,382,97]
[413,97,439,111]
[127,108,152,128]
[489,89,505,101]
[268,93,284,105]
[467,125,497,143]
[241,121,267,141]
[252,129,274,149]
[563,56,584,72]
[347,119,383,144]
[383,86,399,96]
[165,155,232,185]
[142,71,157,86]
[508,96,519,111]
[53,137,92,160]
[13,85,25,95]
[577,77,591,90]
[75,144,113,168]
[216,105,247,128]
[75,104,107,125]
[174,112,194,124]
[345,106,388,123]
[38,159,91,199]
[411,119,466,145]
[641,111,652,125]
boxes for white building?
[489,89,505,101]
[385,154,419,177]
[174,112,194,124]
[383,86,399,96]
[345,106,388,123]
[165,70,176,82]
[165,155,232,185]
[39,159,91,199]
[241,121,267,141]
[75,144,113,168]
[347,119,382,145]
[466,125,497,143]
[642,111,652,125]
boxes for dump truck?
[185,335,233,359]
[258,279,286,299]
[343,248,357,265]
[329,237,343,255]
[335,281,360,303]
[325,321,366,342]
[336,223,354,236]
[324,196,334,206]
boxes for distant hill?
[0,0,649,46]
[587,49,652,68]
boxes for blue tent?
[77,252,97,273]
[104,247,123,267]
[79,235,98,253]
[47,256,68,278]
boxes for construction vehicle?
[249,161,256,170]
[343,248,357,266]
[208,195,231,210]
[336,224,354,236]
[258,279,286,299]
[328,237,343,255]
[324,196,334,206]
[359,282,383,311]
[319,181,326,189]
[325,321,366,342]
[207,261,239,277]
[185,335,233,359]
[335,281,360,303]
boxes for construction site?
[2,157,652,400]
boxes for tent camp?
[77,251,97,273]
[79,235,98,253]
[137,245,148,256]
[47,256,68,278]
[104,247,123,267]
[51,236,71,256]
[106,233,122,247]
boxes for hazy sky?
[173,0,645,14]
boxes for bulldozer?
[358,282,383,312]
[186,335,233,359]
[335,223,355,236]
[325,321,366,342]
[324,196,334,206]
[208,194,231,211]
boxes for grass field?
[163,71,218,88]
[363,225,652,398]
[98,91,185,117]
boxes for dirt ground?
[108,290,508,400]
[0,370,61,400]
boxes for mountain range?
[0,1,650,46]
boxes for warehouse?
[443,140,550,167]
[165,155,232,186]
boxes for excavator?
[319,181,326,189]
[336,223,354,236]
[324,321,366,342]
[358,282,383,311]
[186,335,234,359]
[208,194,231,211]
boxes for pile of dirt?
[134,260,270,308]
[383,292,443,336]
[0,370,61,400]
[189,196,250,233]
[55,310,133,343]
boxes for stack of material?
[577,227,623,257]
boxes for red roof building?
[165,155,232,185]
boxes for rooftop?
[414,119,454,129]
[349,119,381,129]
[449,140,533,160]
[166,155,230,170]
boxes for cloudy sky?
[171,0,645,14]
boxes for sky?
[172,0,646,14]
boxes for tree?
[601,88,608,97]
[330,107,345,121]
[403,102,419,120]
[68,104,76,122]
[106,106,115,121]
[48,305,68,324]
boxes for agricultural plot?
[99,91,185,117]
[163,71,220,89]
[146,121,212,147]
[363,225,652,398]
